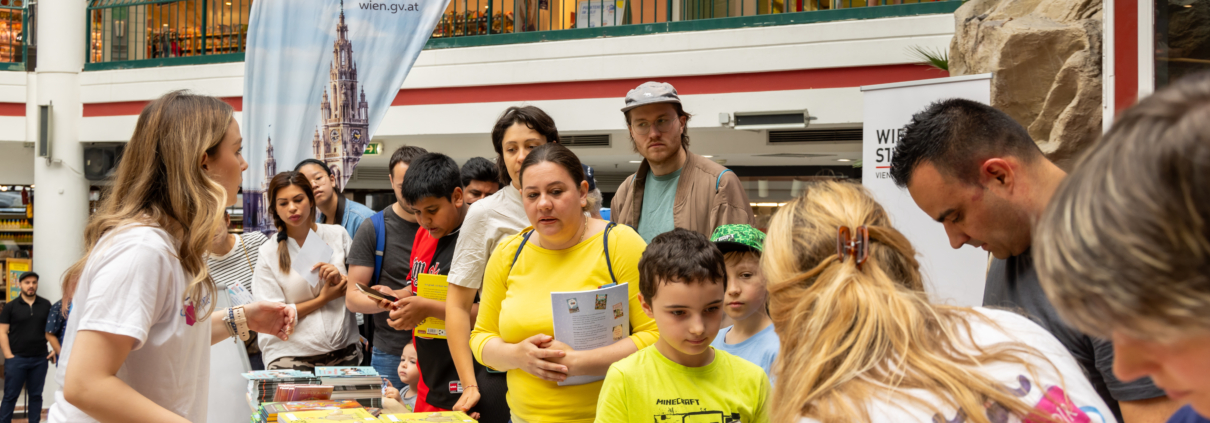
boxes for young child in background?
[596,229,770,422]
[709,224,779,377]
[385,342,420,412]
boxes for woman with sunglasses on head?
[254,171,359,371]
[763,180,1115,423]
[49,91,295,423]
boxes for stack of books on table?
[251,400,364,423]
[379,411,477,422]
[243,370,320,410]
[315,366,385,409]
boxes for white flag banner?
[860,74,993,308]
[242,0,448,233]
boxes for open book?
[550,282,630,386]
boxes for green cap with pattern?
[710,224,765,254]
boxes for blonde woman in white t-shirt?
[49,91,296,423]
[254,171,358,371]
[763,181,1116,423]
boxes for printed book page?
[550,282,630,386]
[292,229,334,288]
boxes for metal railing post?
[201,0,207,55]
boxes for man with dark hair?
[344,145,428,391]
[459,157,502,205]
[892,98,1176,423]
[612,82,753,243]
[0,272,50,423]
[296,158,375,238]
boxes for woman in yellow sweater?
[471,143,658,423]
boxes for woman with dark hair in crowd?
[253,171,358,371]
[443,106,561,420]
[471,143,657,423]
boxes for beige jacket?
[611,151,754,239]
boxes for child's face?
[412,190,464,239]
[641,279,725,365]
[398,344,420,387]
[723,253,768,321]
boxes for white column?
[31,0,88,303]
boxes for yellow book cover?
[378,411,476,422]
[413,274,448,339]
[279,408,377,421]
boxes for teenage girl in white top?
[49,91,296,423]
[253,171,357,370]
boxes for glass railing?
[84,0,957,69]
[0,0,26,71]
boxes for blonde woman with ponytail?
[48,91,296,423]
[763,181,1115,423]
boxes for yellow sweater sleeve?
[610,226,659,349]
[469,234,520,368]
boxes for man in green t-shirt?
[596,229,770,422]
[610,82,754,243]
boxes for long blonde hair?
[763,181,1054,423]
[62,90,231,319]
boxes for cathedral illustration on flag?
[247,3,369,232]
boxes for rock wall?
[949,0,1102,168]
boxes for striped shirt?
[207,232,269,293]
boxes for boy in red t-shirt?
[383,153,482,417]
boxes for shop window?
[0,1,24,65]
[1155,0,1210,89]
[88,0,253,64]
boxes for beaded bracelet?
[222,308,237,338]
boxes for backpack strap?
[370,210,387,286]
[716,169,733,193]
[602,222,618,284]
[508,223,617,285]
[507,230,535,275]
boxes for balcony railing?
[0,0,27,71]
[85,0,959,70]
[87,0,250,68]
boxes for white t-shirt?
[447,184,528,289]
[799,308,1117,423]
[254,223,356,365]
[49,225,212,423]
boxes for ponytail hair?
[267,171,316,272]
[763,180,1058,423]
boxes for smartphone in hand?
[355,282,400,303]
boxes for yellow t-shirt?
[470,224,659,423]
[595,346,771,423]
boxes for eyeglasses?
[630,118,677,136]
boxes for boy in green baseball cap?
[709,224,779,378]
